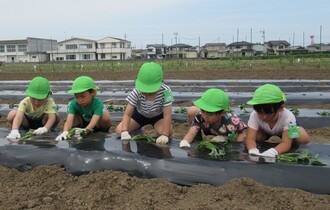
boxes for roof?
[146,44,167,48]
[266,40,290,47]
[227,41,253,47]
[58,37,96,44]
[169,43,193,48]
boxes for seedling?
[19,130,35,140]
[132,134,156,143]
[238,103,250,114]
[278,150,326,166]
[196,141,226,159]
[66,128,93,141]
[317,111,330,116]
[290,107,300,116]
[106,104,126,112]
[174,107,188,114]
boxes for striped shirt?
[126,84,174,118]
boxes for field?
[0,58,330,209]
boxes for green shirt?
[67,97,104,122]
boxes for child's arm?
[180,126,199,148]
[271,130,292,155]
[55,114,74,141]
[11,110,24,130]
[121,103,135,132]
[161,105,172,137]
[245,127,261,155]
[43,113,56,130]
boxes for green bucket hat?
[247,84,286,105]
[26,77,51,99]
[194,88,229,112]
[67,76,98,94]
[135,62,163,93]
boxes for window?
[18,45,27,52]
[80,44,93,49]
[56,57,64,61]
[66,55,76,60]
[100,54,105,59]
[99,43,105,49]
[112,43,116,48]
[0,45,4,53]
[82,54,91,60]
[32,56,36,58]
[112,55,117,59]
[65,44,78,49]
[7,45,16,52]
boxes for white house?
[96,37,131,60]
[48,37,97,61]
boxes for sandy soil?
[0,67,330,209]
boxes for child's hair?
[253,101,284,114]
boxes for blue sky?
[1,0,329,48]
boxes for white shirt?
[248,108,297,136]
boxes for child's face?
[74,90,95,107]
[200,110,222,124]
[257,111,279,123]
[29,97,47,109]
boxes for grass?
[1,57,330,73]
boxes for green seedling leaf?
[132,134,156,143]
[20,130,35,141]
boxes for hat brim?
[135,80,161,93]
[26,90,49,99]
[67,86,99,94]
[194,99,222,112]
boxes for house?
[0,37,57,63]
[264,40,290,55]
[227,41,253,56]
[48,37,97,61]
[167,43,198,59]
[146,44,167,59]
[306,43,330,52]
[96,37,131,60]
[201,43,227,58]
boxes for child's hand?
[156,135,169,144]
[260,148,278,157]
[33,127,48,135]
[55,131,69,141]
[6,129,21,139]
[248,148,261,156]
[179,140,191,148]
[121,131,131,140]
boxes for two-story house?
[201,43,227,58]
[227,41,254,56]
[0,37,57,63]
[48,37,96,61]
[264,40,290,55]
[146,44,167,59]
[167,43,198,59]
[96,37,131,60]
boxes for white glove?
[6,129,21,139]
[156,135,169,144]
[121,131,131,140]
[55,131,69,141]
[179,140,191,148]
[248,148,261,156]
[33,127,48,135]
[260,148,278,157]
[210,135,228,143]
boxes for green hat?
[67,76,98,94]
[247,84,286,105]
[26,77,51,99]
[194,88,229,112]
[135,62,163,93]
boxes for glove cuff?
[11,129,19,134]
[270,148,278,156]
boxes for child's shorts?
[20,113,59,131]
[131,108,163,127]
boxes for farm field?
[0,59,330,209]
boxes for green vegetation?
[1,56,330,73]
[131,134,156,143]
[278,150,326,166]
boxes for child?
[56,76,112,141]
[6,76,59,139]
[246,84,309,157]
[115,62,174,144]
[179,88,247,148]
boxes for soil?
[1,67,330,209]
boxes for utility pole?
[174,32,178,58]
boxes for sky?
[1,0,329,49]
